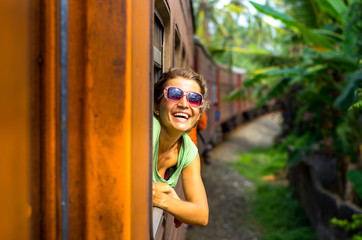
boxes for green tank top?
[153,116,198,188]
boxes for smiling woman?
[152,68,210,227]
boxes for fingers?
[153,182,172,194]
[153,182,181,203]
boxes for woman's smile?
[172,111,190,121]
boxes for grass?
[231,147,317,240]
[232,147,287,184]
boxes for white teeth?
[173,112,189,119]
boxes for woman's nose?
[177,95,188,107]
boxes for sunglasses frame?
[163,86,204,108]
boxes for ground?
[186,112,282,240]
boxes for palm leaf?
[314,0,347,23]
[231,47,299,67]
[250,1,335,49]
[334,68,362,110]
[282,0,319,28]
[347,169,362,199]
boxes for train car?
[194,41,262,153]
[193,37,221,152]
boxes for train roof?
[194,36,247,75]
[193,35,216,64]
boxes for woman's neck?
[158,127,183,153]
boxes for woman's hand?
[152,182,180,207]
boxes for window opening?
[174,28,181,67]
[154,16,163,82]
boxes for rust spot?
[112,58,126,75]
[111,58,124,67]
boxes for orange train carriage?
[2,0,152,239]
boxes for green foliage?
[331,214,362,240]
[252,185,317,240]
[349,99,362,112]
[193,0,282,71]
[314,0,347,22]
[250,1,335,49]
[347,170,362,199]
[231,146,287,183]
[231,0,362,187]
[334,70,362,110]
[231,146,316,240]
[287,133,317,166]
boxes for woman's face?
[156,77,202,134]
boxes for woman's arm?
[152,153,209,226]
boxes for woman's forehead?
[166,77,201,92]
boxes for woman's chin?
[170,117,194,132]
[172,125,190,133]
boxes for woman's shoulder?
[153,115,161,129]
[153,115,161,145]
[182,133,197,149]
[181,133,198,165]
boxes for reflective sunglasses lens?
[167,87,183,101]
[188,92,203,107]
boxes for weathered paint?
[67,0,152,239]
[0,0,30,239]
[130,0,152,239]
[4,0,155,238]
[83,1,131,238]
[68,1,87,239]
[13,0,155,238]
[40,1,60,239]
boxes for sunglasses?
[163,86,204,108]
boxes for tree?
[240,0,362,204]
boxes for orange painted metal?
[2,0,152,238]
[29,0,43,238]
[40,1,60,239]
[82,1,133,238]
[68,1,86,239]
[0,0,30,239]
[66,1,152,239]
[130,1,152,239]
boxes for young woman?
[152,68,209,227]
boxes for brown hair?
[154,68,210,113]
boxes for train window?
[174,28,181,67]
[154,15,163,82]
[155,0,171,71]
[181,46,186,67]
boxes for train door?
[1,1,153,239]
